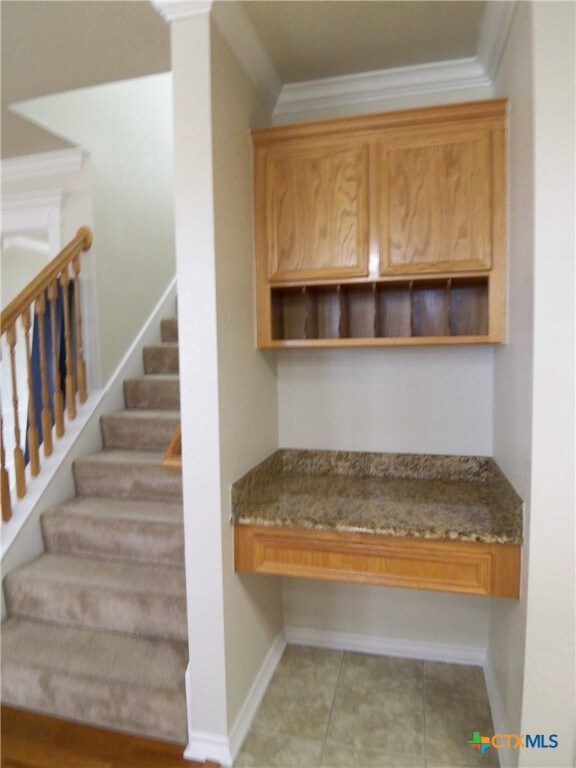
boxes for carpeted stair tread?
[42,497,184,565]
[73,450,182,502]
[101,409,180,451]
[1,617,188,743]
[43,496,183,524]
[161,317,178,342]
[143,343,179,374]
[123,374,180,410]
[2,308,186,741]
[4,553,186,641]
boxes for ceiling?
[242,1,486,83]
[2,0,488,159]
[1,1,170,158]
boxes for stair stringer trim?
[1,276,177,618]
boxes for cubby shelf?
[271,277,489,345]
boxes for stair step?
[161,317,178,342]
[73,450,182,503]
[42,497,184,565]
[4,553,187,642]
[1,618,188,743]
[143,343,179,375]
[101,410,180,451]
[124,375,180,410]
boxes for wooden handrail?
[162,426,182,470]
[1,227,92,332]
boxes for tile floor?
[235,645,498,768]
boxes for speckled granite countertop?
[232,450,523,544]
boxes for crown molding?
[151,0,212,23]
[273,2,517,117]
[211,1,282,110]
[1,148,85,182]
[274,57,491,117]
[2,188,63,212]
[477,1,519,81]
[1,188,63,254]
[2,235,50,255]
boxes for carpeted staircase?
[1,314,188,744]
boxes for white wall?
[521,3,574,764]
[210,18,283,730]
[170,10,281,762]
[490,4,575,765]
[277,85,496,655]
[279,346,494,455]
[489,1,534,750]
[13,74,175,384]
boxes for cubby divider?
[341,284,377,338]
[412,281,450,337]
[376,282,412,338]
[270,277,489,342]
[450,280,489,336]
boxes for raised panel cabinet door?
[379,126,494,275]
[260,141,370,281]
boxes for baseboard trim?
[228,630,286,762]
[184,630,286,767]
[483,658,512,768]
[183,731,233,766]
[284,624,487,666]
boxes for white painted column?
[159,2,232,762]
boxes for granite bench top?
[231,449,523,545]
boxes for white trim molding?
[228,631,286,762]
[1,148,85,182]
[151,0,212,23]
[274,57,491,117]
[1,189,63,257]
[273,2,517,117]
[211,1,282,111]
[484,657,513,768]
[284,625,487,667]
[1,235,50,255]
[477,1,519,81]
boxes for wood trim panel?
[235,525,520,598]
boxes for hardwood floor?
[0,707,219,768]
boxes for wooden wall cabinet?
[252,100,507,348]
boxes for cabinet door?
[378,126,494,275]
[258,140,370,282]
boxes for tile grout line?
[319,649,345,767]
[422,660,430,768]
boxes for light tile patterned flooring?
[235,645,498,768]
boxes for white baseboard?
[184,730,234,766]
[284,624,487,666]
[184,630,286,767]
[484,658,512,768]
[228,630,287,761]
